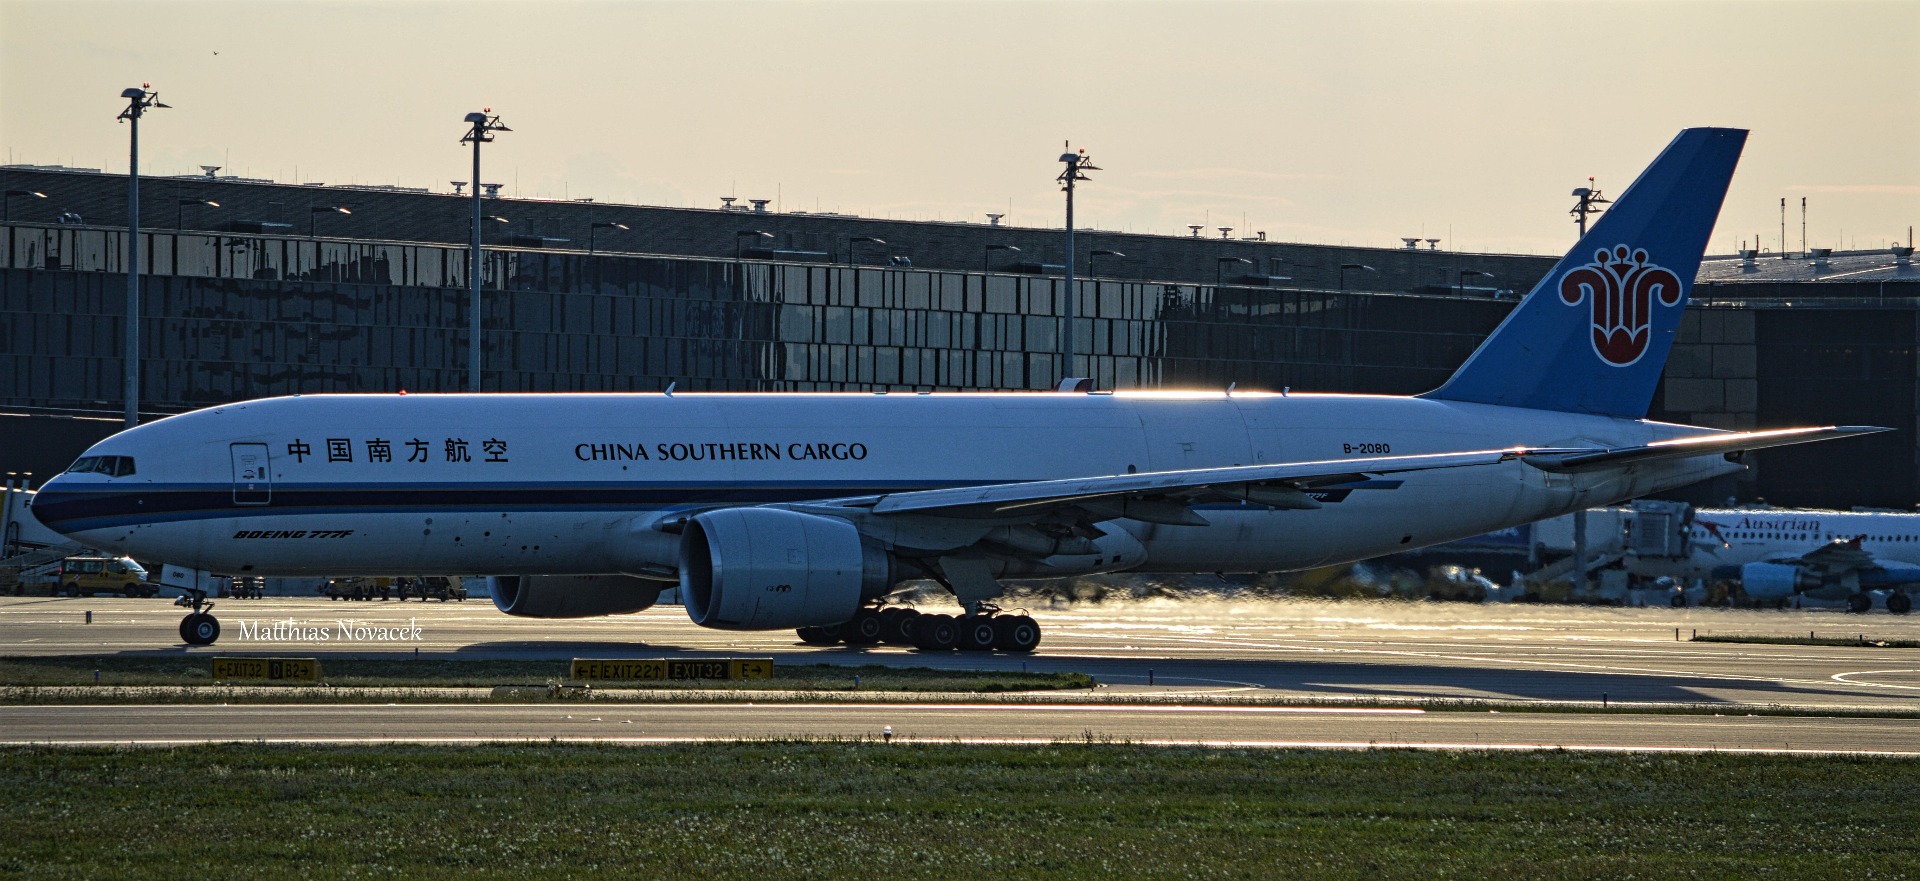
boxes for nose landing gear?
[175,589,220,646]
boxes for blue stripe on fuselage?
[30,480,970,532]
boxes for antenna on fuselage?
[663,382,676,397]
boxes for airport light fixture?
[1089,249,1124,277]
[847,236,885,265]
[176,198,219,230]
[4,190,45,224]
[734,229,772,260]
[1339,263,1376,291]
[984,243,1020,273]
[483,215,509,244]
[1057,144,1099,384]
[1458,269,1495,295]
[117,84,169,429]
[1570,178,1610,238]
[308,205,351,238]
[1215,256,1252,286]
[461,108,511,392]
[590,221,629,255]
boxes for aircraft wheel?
[956,616,998,651]
[993,615,1042,653]
[912,614,959,651]
[180,613,220,646]
[1670,593,1686,608]
[1888,593,1912,615]
[842,609,885,645]
[796,626,840,646]
[1847,593,1873,614]
[878,608,919,644]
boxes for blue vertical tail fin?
[1422,128,1746,418]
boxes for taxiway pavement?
[6,596,1920,712]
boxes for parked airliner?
[31,128,1882,649]
[1630,507,1920,612]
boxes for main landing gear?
[1843,591,1914,614]
[175,588,221,646]
[796,605,1042,653]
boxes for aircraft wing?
[1521,426,1886,473]
[820,425,1884,527]
[837,448,1539,522]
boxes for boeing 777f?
[32,128,1881,648]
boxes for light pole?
[4,190,45,224]
[117,84,168,428]
[308,205,350,238]
[984,243,1020,273]
[461,109,511,393]
[1057,145,1099,384]
[1570,178,1609,238]
[1339,263,1376,291]
[847,236,885,265]
[1088,248,1124,277]
[590,222,628,255]
[1215,256,1252,286]
[734,229,772,260]
[1458,269,1494,295]
[176,198,220,230]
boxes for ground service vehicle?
[320,576,392,601]
[59,556,155,597]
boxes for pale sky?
[2,0,1914,256]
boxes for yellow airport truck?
[57,556,157,598]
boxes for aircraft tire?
[796,626,840,645]
[843,609,885,645]
[180,613,220,646]
[993,615,1041,653]
[878,608,918,644]
[1670,593,1686,608]
[912,615,959,651]
[1889,593,1912,615]
[1847,593,1873,614]
[956,616,998,651]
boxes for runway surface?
[7,595,1920,713]
[7,702,1919,755]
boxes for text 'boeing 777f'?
[31,128,1883,649]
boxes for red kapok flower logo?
[1559,245,1686,367]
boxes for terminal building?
[2,164,1916,510]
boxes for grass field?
[1694,633,1920,649]
[2,743,1915,880]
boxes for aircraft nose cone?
[28,475,86,536]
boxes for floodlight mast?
[117,85,168,428]
[1056,144,1099,386]
[462,110,511,392]
[1570,176,1610,238]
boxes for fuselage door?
[230,443,271,506]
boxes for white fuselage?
[35,390,1739,580]
[1632,508,1920,579]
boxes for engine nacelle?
[489,574,666,618]
[1738,562,1806,600]
[679,507,894,630]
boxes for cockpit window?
[67,456,136,477]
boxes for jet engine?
[679,507,894,630]
[489,574,667,618]
[1738,562,1806,600]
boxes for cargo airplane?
[32,128,1882,649]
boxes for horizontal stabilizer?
[1520,426,1887,473]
